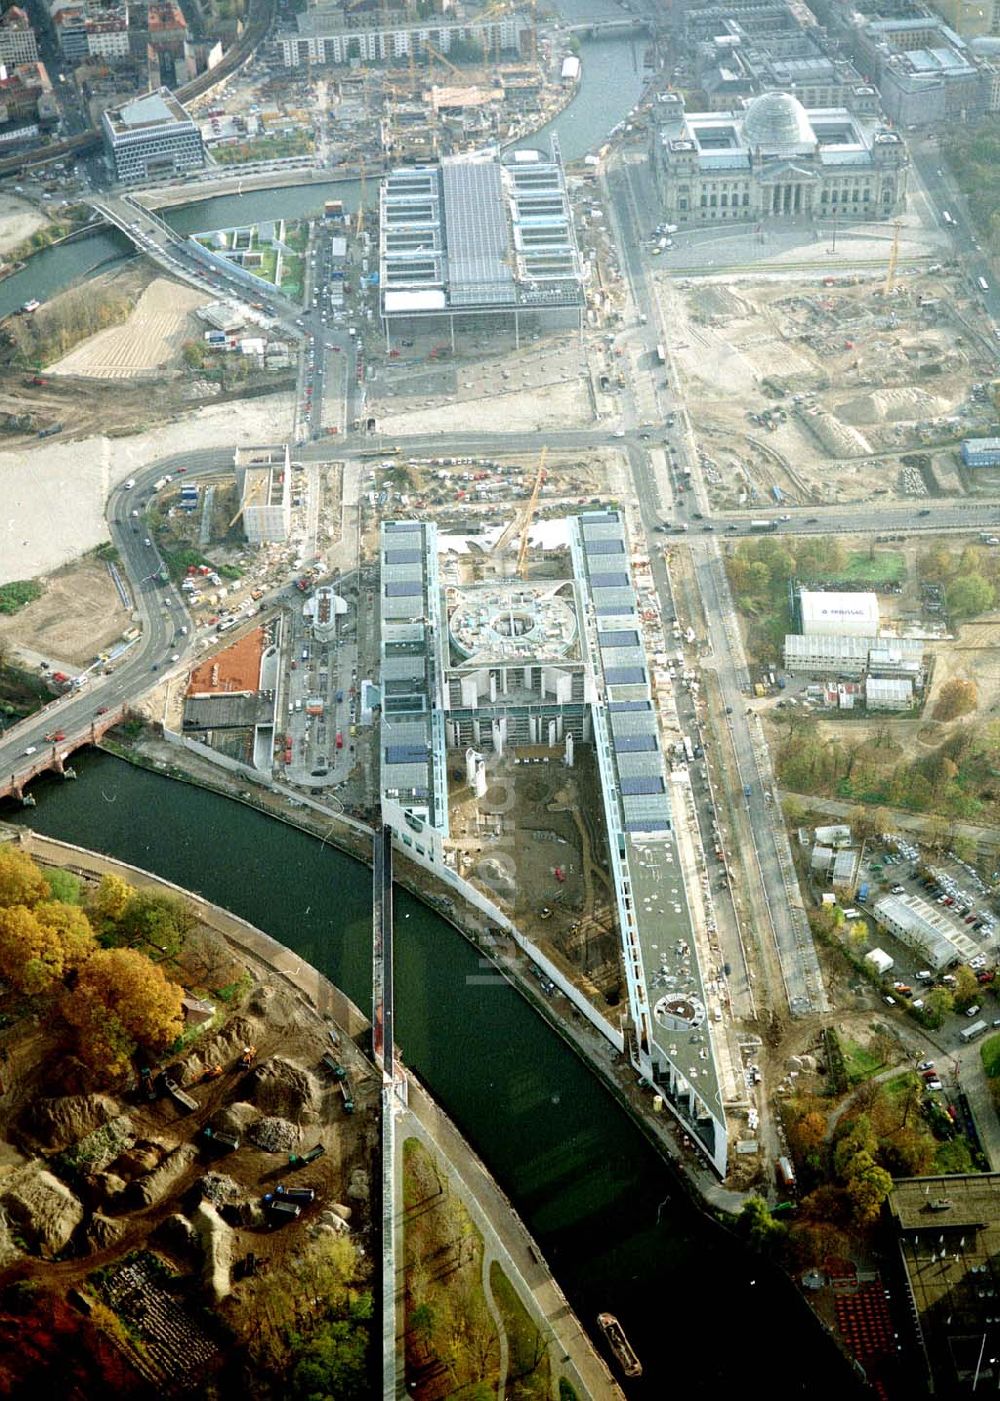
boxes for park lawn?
[841,1038,884,1084]
[882,1070,921,1101]
[838,550,906,585]
[489,1261,551,1400]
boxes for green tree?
[738,1196,788,1254]
[289,1316,370,1401]
[0,846,49,908]
[833,1116,877,1181]
[43,868,82,905]
[116,888,195,958]
[922,986,954,1029]
[951,965,980,1010]
[947,573,995,619]
[845,1160,893,1224]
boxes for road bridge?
[0,706,126,803]
[566,16,651,34]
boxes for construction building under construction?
[233,445,291,544]
[377,509,728,1177]
[378,144,586,348]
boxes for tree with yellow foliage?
[90,872,131,923]
[0,902,95,995]
[0,846,49,909]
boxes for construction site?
[660,256,1000,511]
[188,2,577,175]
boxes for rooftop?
[105,85,194,136]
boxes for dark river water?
[5,752,864,1398]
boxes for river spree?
[6,751,865,1398]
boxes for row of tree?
[0,846,187,1081]
[777,714,1000,821]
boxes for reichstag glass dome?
[742,92,814,150]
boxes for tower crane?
[484,453,546,574]
[516,448,547,577]
[424,39,463,78]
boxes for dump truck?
[273,1184,315,1205]
[202,1126,240,1153]
[162,1076,197,1113]
[321,1052,346,1079]
[265,1198,301,1223]
[288,1143,326,1169]
[339,1079,355,1114]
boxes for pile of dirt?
[246,1057,321,1125]
[0,1164,84,1256]
[126,1143,197,1210]
[800,407,873,458]
[248,1116,300,1153]
[837,386,949,425]
[29,1095,121,1151]
[192,1200,234,1303]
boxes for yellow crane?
[490,448,547,565]
[356,155,366,237]
[424,38,463,78]
[229,468,269,530]
[516,448,547,577]
[883,218,901,297]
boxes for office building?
[379,146,585,347]
[101,85,203,184]
[378,511,729,1177]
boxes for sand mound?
[247,1057,320,1124]
[30,1094,121,1150]
[47,277,206,380]
[837,386,950,425]
[127,1143,197,1209]
[0,1164,84,1256]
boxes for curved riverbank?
[1,748,865,1397]
[3,822,616,1398]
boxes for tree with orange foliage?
[62,948,184,1081]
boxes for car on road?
[23,746,37,756]
[918,509,931,516]
[43,731,65,742]
[925,1078,943,1091]
[95,706,108,715]
[144,537,151,546]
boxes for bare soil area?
[372,332,593,436]
[0,555,130,669]
[0,195,46,257]
[47,278,206,379]
[660,270,996,508]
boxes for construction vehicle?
[321,1052,347,1079]
[238,1045,257,1070]
[265,1198,301,1223]
[272,1184,315,1204]
[288,1143,327,1169]
[139,1066,156,1102]
[339,1080,355,1114]
[202,1125,240,1153]
[202,1064,223,1082]
[161,1075,198,1113]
